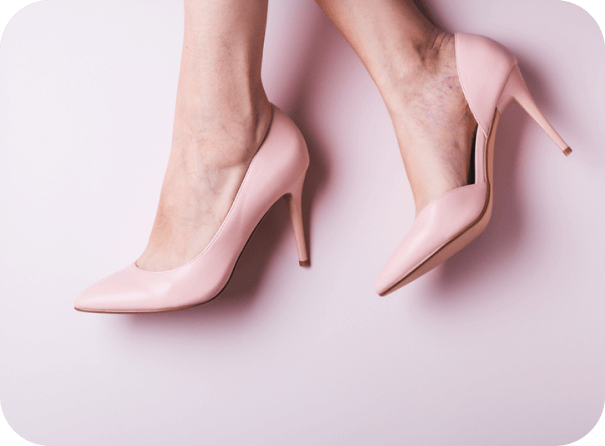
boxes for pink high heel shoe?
[75,105,309,313]
[375,32,571,296]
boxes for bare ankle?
[379,28,452,88]
[172,96,273,169]
[413,28,455,71]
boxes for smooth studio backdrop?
[1,1,604,445]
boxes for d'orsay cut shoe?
[375,32,571,296]
[75,105,310,313]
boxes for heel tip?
[563,147,572,156]
[299,259,310,267]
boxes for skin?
[136,0,478,272]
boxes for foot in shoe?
[375,31,571,295]
[136,100,273,272]
[386,30,477,216]
[74,105,309,313]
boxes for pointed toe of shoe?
[74,263,158,313]
[375,279,390,297]
[74,257,231,313]
[376,183,489,295]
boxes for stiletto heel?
[285,173,310,267]
[497,64,571,155]
[375,32,572,296]
[75,104,310,313]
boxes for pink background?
[1,0,604,445]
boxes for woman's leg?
[315,0,477,215]
[137,0,272,271]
